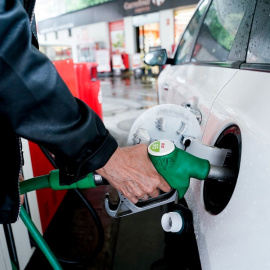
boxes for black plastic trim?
[171,61,243,69]
[189,61,243,69]
[240,63,270,73]
[203,125,241,215]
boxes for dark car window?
[247,1,270,64]
[174,0,209,65]
[192,0,249,62]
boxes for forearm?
[0,0,118,184]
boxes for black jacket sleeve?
[0,0,118,185]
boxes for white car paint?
[145,0,270,268]
[189,69,270,270]
[158,64,238,134]
[160,64,270,269]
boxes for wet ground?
[26,74,168,270]
[101,75,158,146]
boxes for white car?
[144,0,270,269]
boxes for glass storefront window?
[109,21,125,54]
[139,23,160,54]
[174,6,196,45]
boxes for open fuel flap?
[127,104,230,167]
[127,104,240,216]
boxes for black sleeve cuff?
[59,131,118,185]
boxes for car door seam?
[202,70,239,138]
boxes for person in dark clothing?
[0,0,170,224]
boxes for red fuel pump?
[28,59,102,232]
[74,62,103,119]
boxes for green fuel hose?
[19,207,63,270]
[19,170,98,270]
[20,175,50,194]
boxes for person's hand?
[96,144,171,204]
[19,174,24,205]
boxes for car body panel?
[154,0,270,268]
[158,64,238,134]
[185,69,270,269]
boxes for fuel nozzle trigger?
[104,189,178,218]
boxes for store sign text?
[124,0,151,13]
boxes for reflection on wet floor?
[101,75,158,147]
[101,76,158,116]
[26,74,165,270]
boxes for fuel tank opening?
[203,125,241,215]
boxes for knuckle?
[122,189,129,198]
[149,191,158,198]
[137,190,145,198]
[157,176,164,185]
[152,175,161,184]
[146,186,155,194]
[128,194,138,203]
[159,181,167,189]
[133,198,139,204]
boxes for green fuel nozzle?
[19,170,107,195]
[148,140,210,199]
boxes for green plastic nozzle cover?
[148,140,210,198]
[49,170,96,190]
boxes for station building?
[36,0,199,71]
